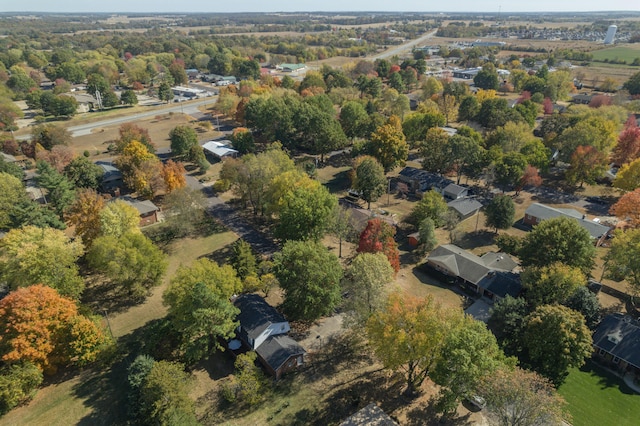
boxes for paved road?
[370,29,438,60]
[185,175,279,256]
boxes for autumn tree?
[37,145,75,173]
[221,351,269,406]
[484,195,515,233]
[408,190,449,227]
[0,285,109,374]
[436,94,458,125]
[229,127,255,154]
[365,115,409,172]
[65,189,106,246]
[518,216,596,275]
[367,294,459,395]
[342,252,395,326]
[357,218,400,273]
[604,229,640,296]
[162,187,206,237]
[521,263,587,308]
[518,165,543,193]
[610,188,640,228]
[88,232,167,301]
[351,156,387,209]
[116,123,154,153]
[274,240,343,321]
[612,116,640,167]
[566,145,608,187]
[30,124,70,150]
[480,366,568,426]
[99,200,140,238]
[0,226,84,299]
[613,157,640,191]
[523,304,593,385]
[162,159,187,193]
[169,125,198,157]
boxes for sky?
[4,1,640,14]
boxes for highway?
[370,29,439,60]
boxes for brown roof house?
[425,244,520,301]
[233,294,305,380]
[115,196,160,226]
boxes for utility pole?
[103,309,114,340]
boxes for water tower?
[604,25,617,45]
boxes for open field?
[591,44,640,62]
[559,361,640,426]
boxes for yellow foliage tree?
[99,200,140,238]
[162,160,187,193]
[66,189,106,246]
[613,157,640,191]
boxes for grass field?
[558,361,640,426]
[591,45,640,63]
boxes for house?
[276,63,306,73]
[202,140,239,161]
[340,403,398,426]
[447,197,483,220]
[443,183,468,200]
[523,203,611,246]
[408,232,420,247]
[425,244,519,299]
[452,68,480,79]
[592,314,640,376]
[115,196,160,226]
[347,207,398,233]
[70,93,97,113]
[571,92,595,104]
[95,161,124,193]
[185,69,200,79]
[233,294,305,379]
[398,167,453,197]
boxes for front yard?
[559,361,640,426]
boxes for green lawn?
[591,45,640,63]
[558,361,640,426]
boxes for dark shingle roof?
[593,314,640,368]
[95,161,122,183]
[114,196,159,216]
[477,271,522,299]
[340,403,398,426]
[525,203,611,239]
[447,197,482,217]
[427,244,516,285]
[234,294,286,341]
[255,334,305,372]
[398,167,453,193]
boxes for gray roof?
[477,271,522,299]
[443,183,467,197]
[481,252,518,271]
[398,167,453,193]
[340,403,398,426]
[427,244,515,285]
[234,294,287,341]
[255,334,305,372]
[95,161,122,183]
[114,196,159,216]
[447,197,482,217]
[1,152,17,163]
[525,203,611,239]
[593,314,640,368]
[202,140,238,158]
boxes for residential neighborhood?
[2,6,640,426]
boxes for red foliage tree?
[517,91,531,104]
[589,95,612,108]
[357,218,400,273]
[612,116,640,167]
[517,165,543,194]
[389,64,401,75]
[610,188,640,228]
[543,97,554,114]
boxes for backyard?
[559,361,640,426]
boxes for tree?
[158,82,173,103]
[229,127,255,154]
[431,317,509,416]
[275,179,337,242]
[36,160,76,217]
[458,96,480,122]
[622,71,640,95]
[557,116,617,163]
[139,361,198,426]
[408,190,449,228]
[566,145,608,187]
[0,226,84,299]
[421,76,443,99]
[37,145,75,173]
[352,156,386,209]
[524,304,593,385]
[162,187,206,237]
[418,218,438,253]
[88,232,167,300]
[0,362,43,415]
[274,240,343,321]
[610,188,640,228]
[0,172,27,230]
[342,252,394,326]
[474,67,500,90]
[480,366,567,426]
[612,116,640,167]
[99,200,140,238]
[565,286,601,329]
[116,123,155,153]
[366,115,409,172]
[486,121,537,153]
[484,195,515,233]
[127,355,156,421]
[357,219,400,273]
[488,295,529,358]
[31,124,70,150]
[221,351,269,406]
[231,239,257,281]
[402,111,446,144]
[604,229,640,296]
[449,134,485,184]
[65,189,106,246]
[168,61,188,85]
[115,141,164,198]
[0,285,108,374]
[330,204,357,259]
[8,198,65,231]
[340,101,370,139]
[162,160,187,193]
[613,157,640,191]
[419,128,453,175]
[120,89,138,106]
[518,216,596,275]
[367,294,459,395]
[521,263,587,308]
[63,156,104,190]
[169,125,198,157]
[494,152,527,192]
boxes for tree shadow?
[454,230,496,250]
[404,398,474,426]
[324,169,351,194]
[201,243,235,266]
[581,360,637,395]
[81,276,146,314]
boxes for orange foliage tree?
[116,123,155,153]
[610,188,640,228]
[566,145,607,187]
[162,160,187,193]
[0,285,109,374]
[357,218,400,273]
[115,140,164,198]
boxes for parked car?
[586,196,608,205]
[465,395,486,411]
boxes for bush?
[213,179,230,193]
[0,362,43,414]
